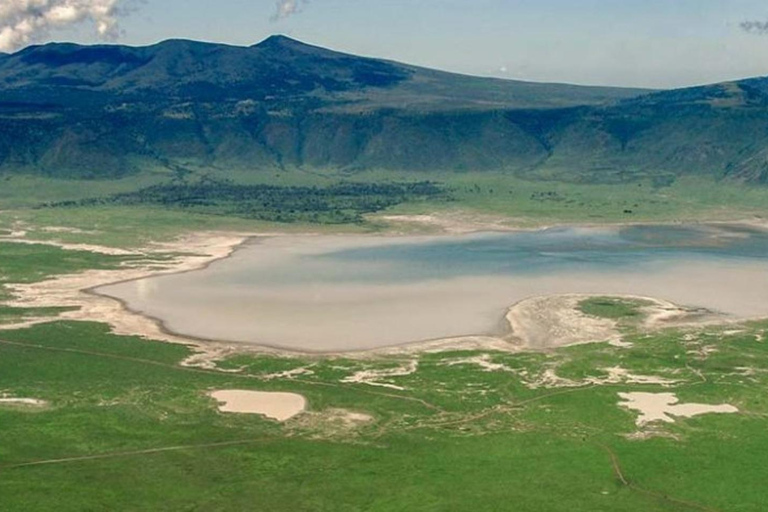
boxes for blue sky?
[20,0,768,88]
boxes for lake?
[97,224,768,352]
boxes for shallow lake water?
[97,224,768,352]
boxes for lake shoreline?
[95,221,768,357]
[3,218,768,362]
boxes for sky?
[4,0,768,89]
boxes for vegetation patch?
[0,305,80,326]
[0,242,139,286]
[44,179,447,224]
[0,241,143,305]
[578,297,650,321]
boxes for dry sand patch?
[506,294,730,352]
[0,236,137,256]
[209,390,306,421]
[0,397,48,407]
[261,367,316,380]
[443,354,516,373]
[506,295,622,350]
[587,367,679,387]
[374,212,519,234]
[524,366,680,390]
[618,392,738,426]
[341,360,418,390]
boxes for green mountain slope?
[1,35,767,184]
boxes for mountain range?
[1,35,767,184]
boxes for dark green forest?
[44,180,447,224]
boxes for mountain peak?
[0,36,649,111]
[254,34,312,50]
[258,34,296,44]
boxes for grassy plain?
[1,312,767,511]
[2,170,767,248]
[380,172,768,225]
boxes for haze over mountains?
[1,35,767,183]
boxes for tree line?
[43,179,446,224]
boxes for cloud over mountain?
[0,0,132,52]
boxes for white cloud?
[271,0,309,22]
[0,0,131,52]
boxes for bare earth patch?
[38,226,98,235]
[369,335,519,357]
[0,230,136,256]
[443,354,516,373]
[522,365,681,390]
[308,408,372,428]
[0,397,48,408]
[261,367,316,380]
[618,392,738,426]
[341,360,419,390]
[374,212,521,234]
[288,408,374,439]
[209,390,307,421]
[587,367,680,387]
[526,368,582,389]
[506,295,622,350]
[505,294,729,352]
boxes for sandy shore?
[334,292,735,357]
[505,295,622,350]
[374,212,526,234]
[503,293,734,352]
[374,211,768,236]
[0,230,267,362]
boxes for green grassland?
[1,311,767,511]
[0,205,371,248]
[1,169,767,249]
[380,172,768,225]
[0,305,79,326]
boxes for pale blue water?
[224,224,768,286]
[327,224,767,276]
[98,224,768,352]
